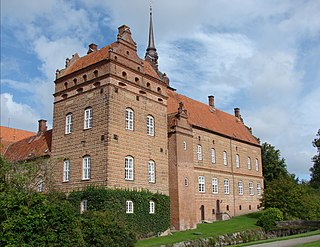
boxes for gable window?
[126,200,133,213]
[212,177,218,194]
[149,201,155,214]
[247,157,252,170]
[255,159,259,171]
[238,181,243,195]
[65,113,72,134]
[125,156,134,180]
[249,182,254,195]
[125,108,134,130]
[84,107,92,129]
[224,179,229,194]
[211,148,216,164]
[198,176,205,192]
[223,151,228,166]
[83,156,91,180]
[148,160,155,183]
[257,182,262,195]
[37,177,43,192]
[80,199,88,213]
[147,115,154,136]
[197,145,202,160]
[235,154,240,168]
[63,159,70,182]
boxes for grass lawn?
[298,240,320,246]
[136,211,263,247]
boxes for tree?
[310,129,320,189]
[261,142,289,186]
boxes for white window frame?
[83,156,91,180]
[224,179,230,194]
[147,115,154,136]
[63,159,70,182]
[125,108,134,130]
[183,141,187,151]
[211,148,216,164]
[84,108,92,129]
[238,181,243,195]
[81,199,88,213]
[37,177,43,192]
[65,113,72,134]
[149,201,155,214]
[197,145,202,161]
[148,160,155,183]
[125,156,134,180]
[247,157,252,170]
[257,182,262,195]
[249,182,254,195]
[184,177,189,187]
[255,159,259,171]
[235,154,240,168]
[126,200,133,213]
[198,176,205,192]
[223,151,228,166]
[212,177,218,194]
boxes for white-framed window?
[63,159,70,182]
[37,177,43,192]
[238,181,243,195]
[148,160,155,183]
[83,156,91,180]
[197,145,202,161]
[247,157,252,170]
[80,199,88,213]
[224,179,230,194]
[198,176,205,192]
[184,177,189,187]
[257,183,262,195]
[211,148,216,164]
[147,115,154,136]
[126,200,133,213]
[223,151,228,166]
[65,113,72,134]
[183,141,187,151]
[255,159,259,171]
[84,107,92,129]
[212,177,218,194]
[235,154,240,168]
[249,182,254,195]
[125,156,134,180]
[125,108,134,130]
[149,201,155,214]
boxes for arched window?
[148,160,155,183]
[80,199,88,213]
[126,200,133,213]
[235,154,240,168]
[65,113,73,134]
[63,159,70,182]
[83,156,91,180]
[249,182,254,195]
[125,108,134,130]
[125,156,134,180]
[247,157,252,170]
[211,148,216,163]
[197,145,202,160]
[37,177,43,192]
[257,183,262,195]
[149,201,155,214]
[223,151,228,166]
[147,115,154,136]
[84,107,92,129]
[255,159,259,171]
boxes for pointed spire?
[145,1,158,69]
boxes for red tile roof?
[167,90,259,145]
[4,130,52,163]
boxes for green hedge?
[68,187,170,238]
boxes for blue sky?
[1,0,320,180]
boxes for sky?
[1,0,320,180]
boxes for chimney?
[208,95,215,108]
[234,108,240,118]
[38,119,47,134]
[87,43,98,54]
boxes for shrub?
[257,208,284,231]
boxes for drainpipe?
[230,138,236,217]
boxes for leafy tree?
[261,142,289,186]
[310,129,320,189]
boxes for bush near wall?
[68,187,170,238]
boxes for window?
[65,113,72,134]
[147,115,154,136]
[126,200,133,213]
[247,157,252,170]
[149,201,155,214]
[198,176,205,192]
[211,148,216,164]
[184,177,189,186]
[238,181,243,195]
[80,199,88,213]
[255,159,259,171]
[257,183,262,195]
[125,156,134,180]
[84,108,92,129]
[223,151,228,166]
[125,108,134,130]
[148,160,155,183]
[37,177,43,192]
[249,182,254,195]
[197,145,202,161]
[212,178,218,194]
[235,154,240,168]
[83,156,91,180]
[224,179,229,194]
[63,159,70,182]
[183,141,187,150]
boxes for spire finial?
[145,0,158,69]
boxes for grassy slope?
[136,212,262,247]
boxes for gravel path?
[248,235,320,246]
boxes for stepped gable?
[167,90,259,146]
[4,130,52,163]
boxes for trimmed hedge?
[68,187,170,238]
